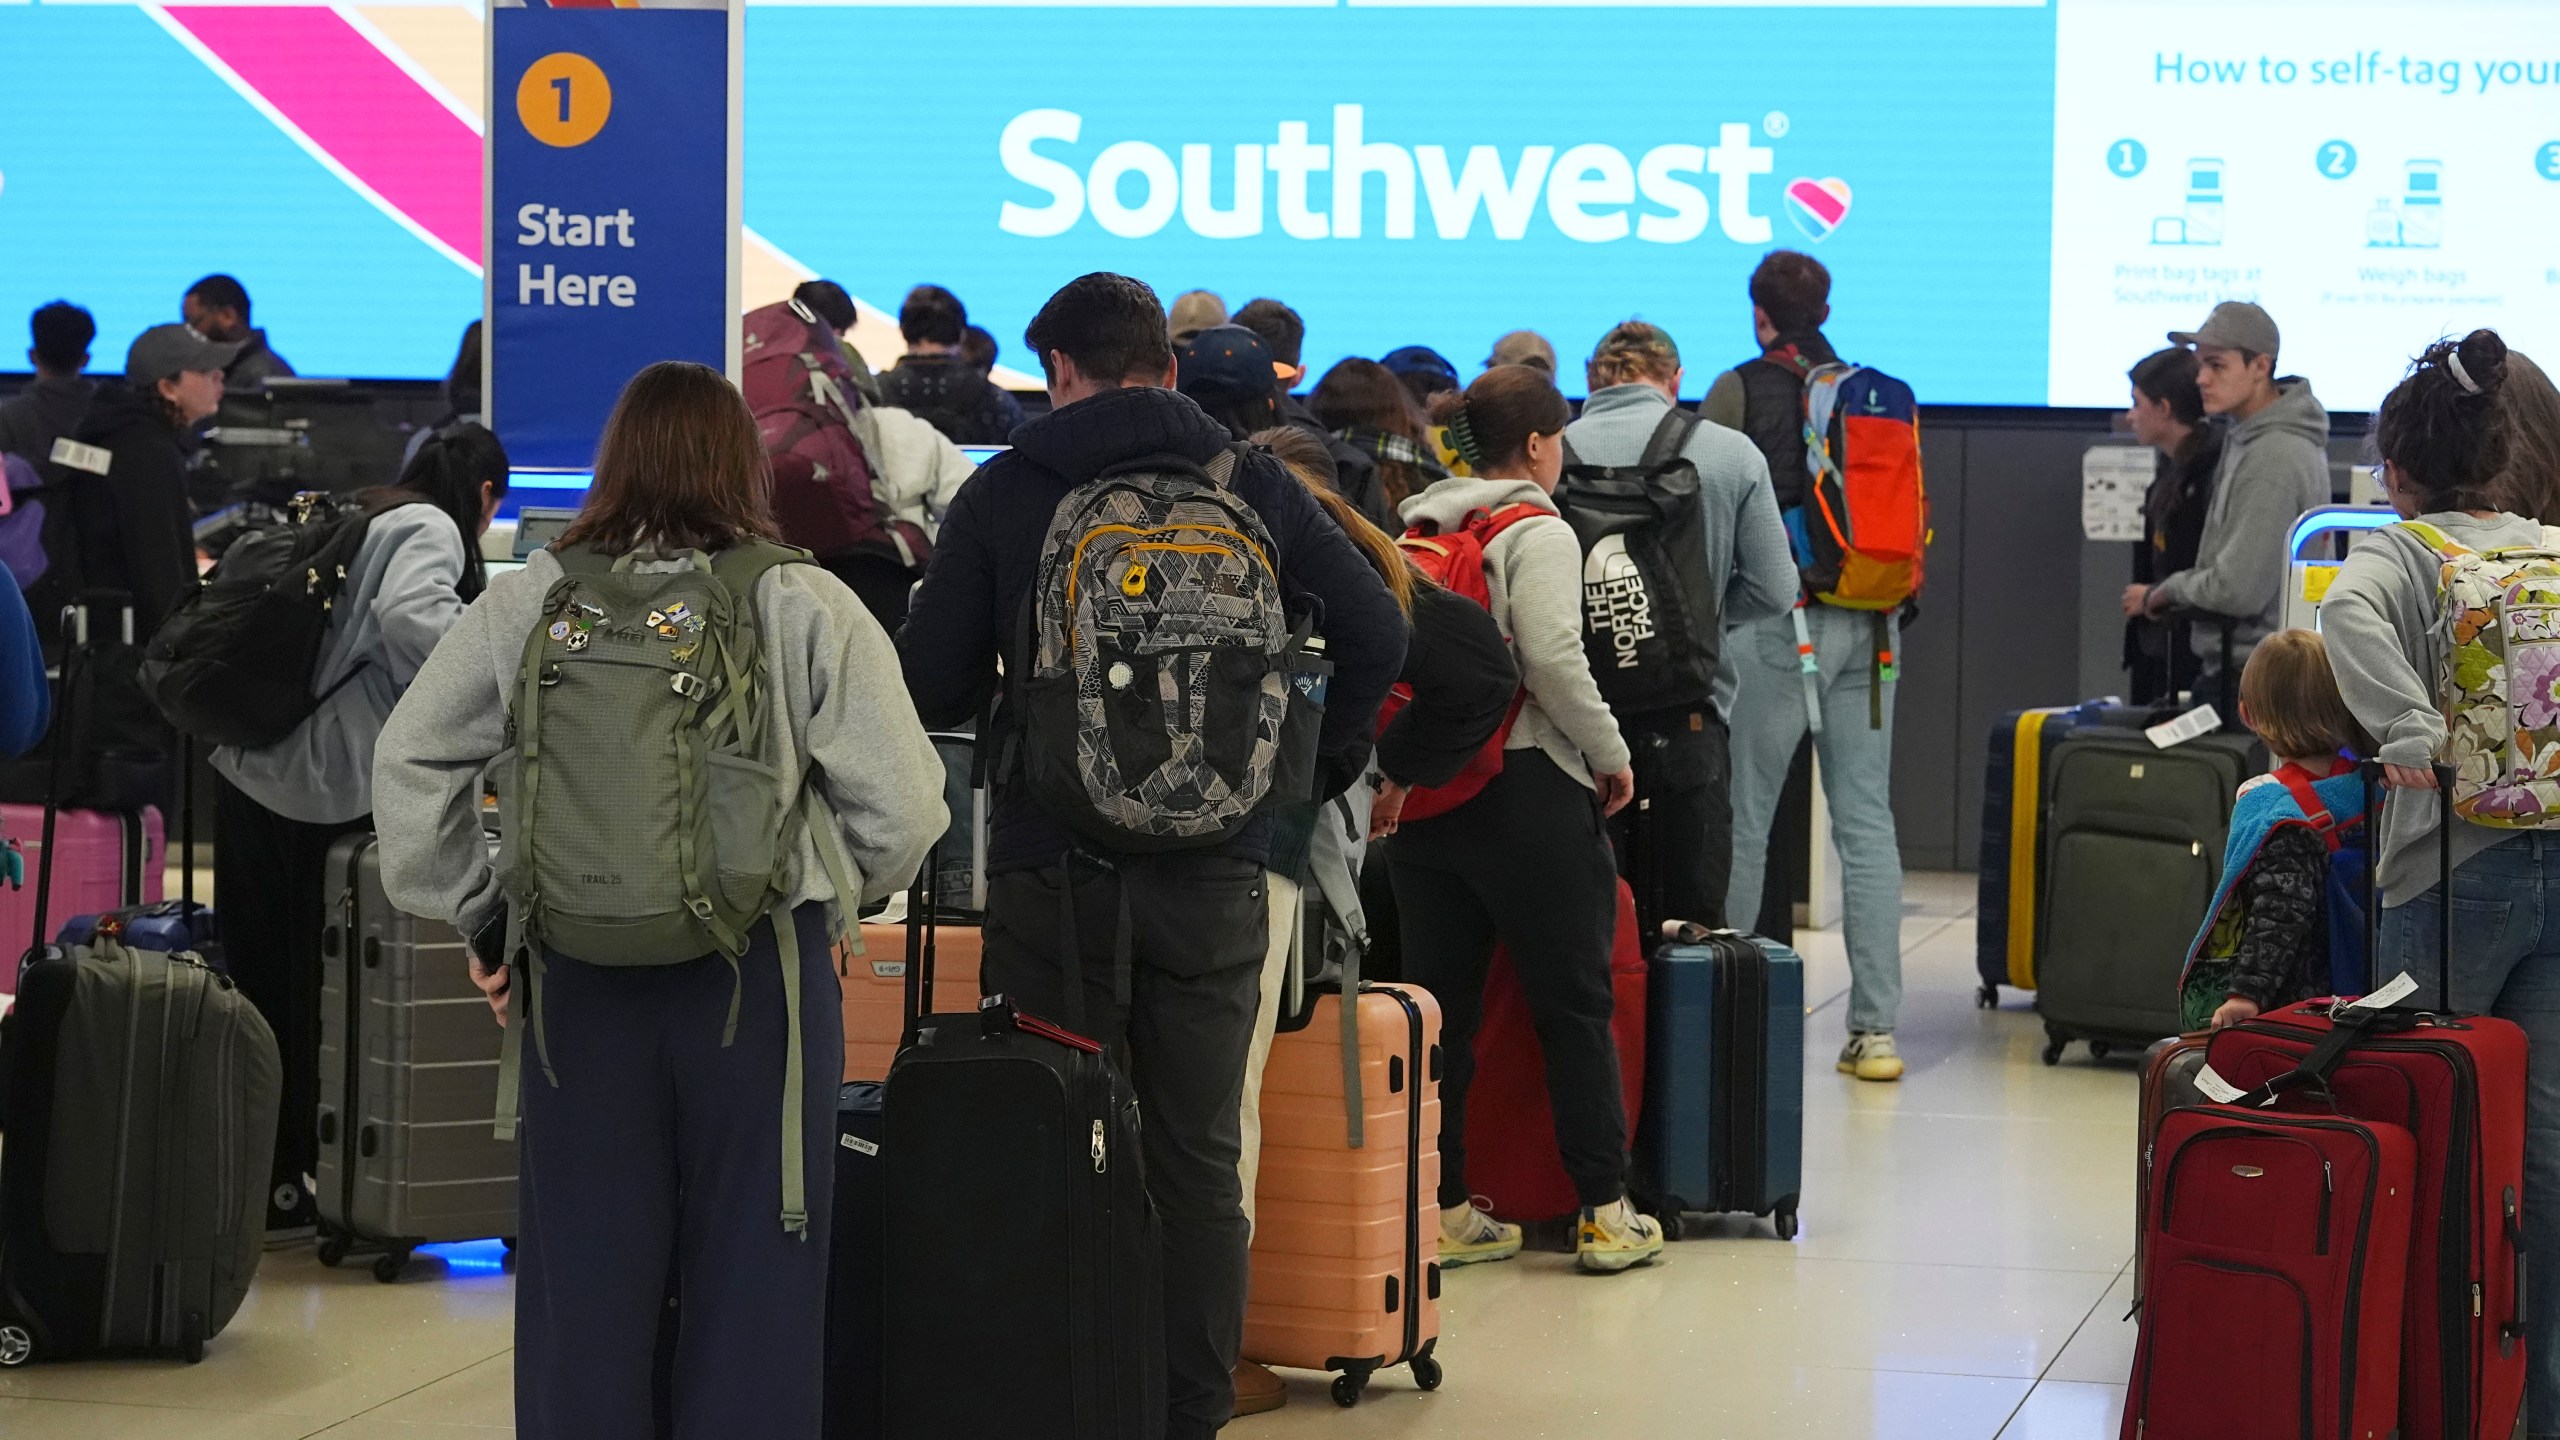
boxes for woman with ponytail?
[1386,365,1663,1276]
[2322,329,2560,1430]
[211,422,510,1233]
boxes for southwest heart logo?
[1784,177,1852,242]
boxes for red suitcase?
[2124,1104,2416,1440]
[0,803,162,991]
[2201,766,2528,1440]
[1463,878,1645,1223]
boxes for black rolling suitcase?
[822,1080,885,1439]
[2032,729,2260,1063]
[882,991,1163,1438]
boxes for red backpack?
[1379,504,1540,821]
[741,300,926,569]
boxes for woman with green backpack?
[373,361,946,1440]
[2321,328,2560,1434]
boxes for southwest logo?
[1784,177,1852,242]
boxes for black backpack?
[139,493,426,748]
[1556,408,1721,717]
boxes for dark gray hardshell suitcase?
[1635,931,1805,1239]
[0,939,279,1363]
[315,833,516,1280]
[2033,732,2258,1062]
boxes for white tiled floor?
[2,872,2151,1438]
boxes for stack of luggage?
[2125,774,2527,1440]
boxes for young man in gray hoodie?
[2124,301,2331,692]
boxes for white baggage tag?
[49,437,110,476]
[2193,1063,2245,1104]
[2349,971,2419,1011]
[839,1133,879,1156]
[2145,704,2220,749]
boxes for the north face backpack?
[2400,521,2560,828]
[139,492,431,748]
[1556,408,1721,715]
[491,541,867,1237]
[742,300,927,571]
[1797,363,1928,611]
[1016,446,1324,853]
[1379,503,1542,822]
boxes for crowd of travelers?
[6,252,2560,1439]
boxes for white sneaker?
[1438,1196,1523,1266]
[1837,1031,1904,1082]
[1575,1197,1665,1274]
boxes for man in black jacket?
[897,273,1405,1439]
[0,301,98,468]
[1231,297,1392,530]
[182,274,294,390]
[878,283,1025,444]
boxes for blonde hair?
[1586,320,1681,390]
[2239,629,2375,761]
[1249,427,1415,618]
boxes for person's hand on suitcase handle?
[2382,762,2438,791]
[468,907,510,1027]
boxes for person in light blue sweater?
[1563,320,1796,930]
[212,424,509,1234]
[0,563,47,758]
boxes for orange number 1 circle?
[516,52,612,148]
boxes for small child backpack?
[2399,520,2560,827]
[1016,445,1324,852]
[492,541,867,1237]
[1796,363,1928,611]
[1378,504,1541,822]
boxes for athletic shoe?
[1438,1196,1523,1266]
[1231,1359,1286,1416]
[1575,1197,1665,1274]
[1837,1031,1904,1082]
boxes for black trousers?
[982,855,1268,1440]
[213,773,369,1227]
[1611,708,1731,935]
[1388,751,1629,1211]
[515,904,840,1440]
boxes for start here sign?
[488,3,739,473]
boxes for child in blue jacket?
[2180,628,2377,1031]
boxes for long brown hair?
[558,361,778,555]
[1250,427,1415,618]
[2494,350,2560,524]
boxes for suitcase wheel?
[1773,1205,1799,1242]
[2040,1036,2066,1066]
[1976,983,1997,1010]
[1410,1354,1443,1392]
[0,1325,30,1366]
[372,1249,412,1284]
[316,1236,349,1268]
[1331,1362,1377,1408]
[2088,1041,2114,1063]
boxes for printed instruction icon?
[2149,156,2224,246]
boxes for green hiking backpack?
[490,542,866,1237]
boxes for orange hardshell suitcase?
[1244,982,1445,1408]
[841,920,982,1083]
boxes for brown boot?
[1231,1359,1287,1417]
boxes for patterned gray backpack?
[1016,445,1324,851]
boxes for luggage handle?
[2504,1186,2528,1356]
[901,841,939,1035]
[26,596,132,967]
[2156,609,2239,729]
[2356,758,2457,1011]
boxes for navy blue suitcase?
[1634,931,1804,1239]
[1975,700,2144,1008]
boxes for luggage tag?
[2335,970,2419,1014]
[2193,1063,2246,1104]
[2145,703,2220,748]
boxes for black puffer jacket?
[898,384,1408,871]
[1375,583,1516,788]
[880,354,1025,446]
[65,381,196,636]
[1280,394,1391,531]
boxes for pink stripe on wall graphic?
[163,5,482,266]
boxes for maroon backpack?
[741,300,927,568]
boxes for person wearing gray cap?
[1167,288,1227,345]
[2123,300,2331,691]
[54,323,236,637]
[1484,329,1557,376]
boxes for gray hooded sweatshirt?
[2151,378,2331,668]
[1399,477,1630,787]
[2321,509,2547,905]
[370,548,948,940]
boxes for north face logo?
[1583,534,1654,670]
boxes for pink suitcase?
[0,804,164,991]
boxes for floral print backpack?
[2403,520,2560,826]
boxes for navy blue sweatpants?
[514,903,842,1440]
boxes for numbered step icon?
[2538,141,2560,182]
[517,52,613,149]
[2106,139,2147,178]
[2316,140,2358,180]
